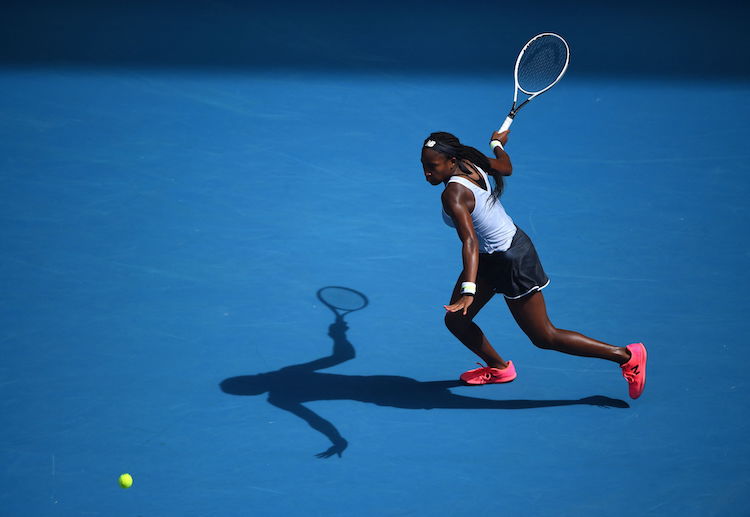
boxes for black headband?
[423,139,457,157]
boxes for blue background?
[2,1,749,516]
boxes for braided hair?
[423,132,504,201]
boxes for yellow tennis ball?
[118,473,133,489]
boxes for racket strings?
[517,36,568,94]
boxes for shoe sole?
[461,377,516,386]
[628,343,647,399]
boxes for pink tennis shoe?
[621,343,647,399]
[460,361,517,385]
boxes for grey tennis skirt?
[478,226,550,299]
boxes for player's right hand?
[490,130,510,147]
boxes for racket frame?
[499,32,570,132]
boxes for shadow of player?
[220,313,628,458]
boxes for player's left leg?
[444,274,507,369]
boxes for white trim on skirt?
[502,278,551,300]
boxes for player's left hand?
[444,295,474,316]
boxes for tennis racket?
[317,286,369,322]
[498,33,570,132]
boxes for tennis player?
[422,130,647,399]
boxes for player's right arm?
[488,130,512,176]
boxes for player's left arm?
[442,185,478,315]
[487,130,512,176]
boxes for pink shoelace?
[470,362,500,381]
[622,367,638,383]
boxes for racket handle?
[499,115,514,133]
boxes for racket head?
[317,286,369,317]
[514,33,570,96]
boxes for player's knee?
[529,327,558,350]
[444,311,469,332]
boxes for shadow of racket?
[317,286,369,323]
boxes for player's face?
[421,149,456,185]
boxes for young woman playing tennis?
[421,130,647,399]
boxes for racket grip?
[498,116,514,133]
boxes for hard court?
[1,1,749,516]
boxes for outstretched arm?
[442,184,479,316]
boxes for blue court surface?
[2,2,750,516]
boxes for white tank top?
[441,164,517,253]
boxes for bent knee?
[444,311,472,331]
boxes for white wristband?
[461,282,477,296]
[490,140,504,152]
